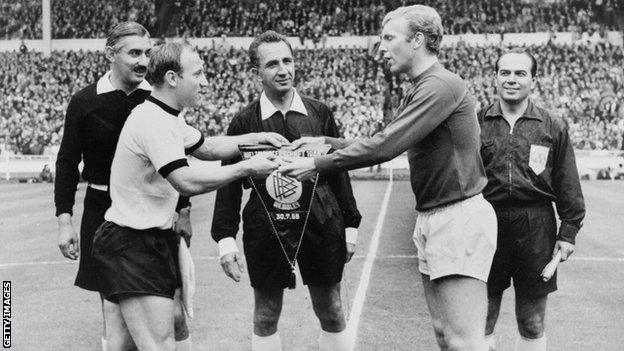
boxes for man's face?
[108,35,152,86]
[496,53,535,105]
[379,17,416,75]
[254,41,295,96]
[175,49,208,108]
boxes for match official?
[478,50,585,351]
[281,5,497,350]
[211,31,361,351]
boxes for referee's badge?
[265,170,302,210]
[529,144,549,175]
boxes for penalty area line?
[346,169,394,346]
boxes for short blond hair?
[382,5,443,55]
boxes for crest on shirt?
[529,144,549,175]
[266,170,302,210]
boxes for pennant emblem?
[265,171,302,210]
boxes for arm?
[314,78,462,172]
[191,132,288,161]
[322,106,362,263]
[141,115,280,198]
[165,156,277,197]
[551,118,586,260]
[54,95,84,259]
[210,116,247,282]
[281,77,461,179]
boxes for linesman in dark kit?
[211,31,361,351]
[478,49,585,351]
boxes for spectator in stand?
[2,0,616,39]
[1,40,623,155]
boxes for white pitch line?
[2,254,624,269]
[346,170,394,346]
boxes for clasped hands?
[247,135,324,180]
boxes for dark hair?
[248,30,294,68]
[105,21,149,51]
[495,49,538,77]
[146,42,195,86]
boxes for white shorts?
[412,193,497,282]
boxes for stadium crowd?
[1,40,623,155]
[1,0,619,39]
[0,0,41,40]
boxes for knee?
[254,308,280,334]
[437,323,482,351]
[314,300,345,332]
[173,303,189,341]
[517,314,545,339]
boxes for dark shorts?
[243,208,347,290]
[92,221,181,303]
[75,187,111,291]
[487,203,557,297]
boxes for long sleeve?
[552,119,585,244]
[322,106,361,229]
[314,76,462,172]
[211,116,245,242]
[54,94,84,216]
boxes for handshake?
[239,133,327,179]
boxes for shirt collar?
[411,62,441,83]
[484,100,543,121]
[259,89,308,120]
[96,71,152,95]
[146,95,181,116]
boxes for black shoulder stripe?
[185,135,204,155]
[158,158,189,178]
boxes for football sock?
[515,334,546,351]
[318,329,352,351]
[176,335,192,351]
[485,333,496,351]
[252,332,282,351]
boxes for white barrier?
[0,155,57,180]
[1,31,622,53]
[2,150,621,180]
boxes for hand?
[174,207,192,247]
[346,242,356,263]
[278,157,317,181]
[254,132,289,147]
[243,154,280,177]
[220,252,245,282]
[289,136,325,150]
[553,240,575,262]
[57,217,79,260]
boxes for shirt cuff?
[218,237,239,258]
[557,222,579,244]
[314,154,334,173]
[345,227,358,245]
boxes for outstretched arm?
[165,154,280,197]
[191,132,288,161]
